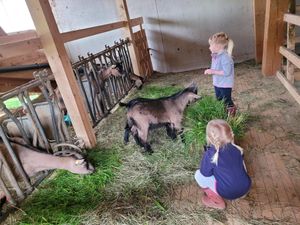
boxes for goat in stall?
[0,140,94,178]
[120,83,201,153]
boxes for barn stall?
[0,0,300,224]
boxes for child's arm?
[200,148,215,176]
[204,69,224,75]
[204,55,233,76]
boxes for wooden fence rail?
[277,12,300,105]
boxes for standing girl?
[204,32,237,116]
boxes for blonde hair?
[206,119,243,165]
[208,32,234,56]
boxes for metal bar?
[0,102,31,145]
[18,93,50,152]
[0,127,32,193]
[0,171,16,205]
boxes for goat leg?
[144,142,153,154]
[178,128,186,144]
[124,122,131,144]
[166,123,177,140]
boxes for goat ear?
[190,93,201,100]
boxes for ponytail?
[227,39,234,57]
[211,147,220,165]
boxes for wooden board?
[0,50,47,67]
[0,30,37,44]
[0,37,42,59]
[253,0,266,63]
[276,70,300,105]
[262,0,290,76]
[25,0,96,148]
[133,29,153,78]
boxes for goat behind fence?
[72,39,135,126]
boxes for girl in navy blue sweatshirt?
[194,119,251,209]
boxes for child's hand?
[204,69,213,75]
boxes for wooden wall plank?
[25,0,96,148]
[262,0,289,76]
[0,50,47,67]
[0,30,37,44]
[279,46,300,69]
[253,0,266,63]
[284,13,300,26]
[276,71,300,105]
[0,69,39,80]
[0,37,42,59]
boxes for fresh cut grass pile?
[11,84,249,225]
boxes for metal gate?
[72,39,134,127]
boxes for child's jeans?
[194,169,218,194]
[214,86,234,107]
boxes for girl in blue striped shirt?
[204,32,237,116]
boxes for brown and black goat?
[120,83,201,153]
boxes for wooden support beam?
[60,17,142,43]
[262,0,290,76]
[0,37,42,59]
[25,0,96,148]
[61,21,126,43]
[276,70,300,105]
[116,0,142,75]
[253,0,266,63]
[279,46,300,69]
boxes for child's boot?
[202,188,226,210]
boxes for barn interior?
[0,0,300,224]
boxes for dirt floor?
[94,60,300,225]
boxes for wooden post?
[253,0,266,63]
[286,0,296,83]
[25,0,96,148]
[262,0,290,76]
[115,0,142,76]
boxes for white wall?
[50,0,254,73]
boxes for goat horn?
[53,149,84,159]
[52,143,83,152]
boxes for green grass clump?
[4,93,40,110]
[18,147,121,225]
[135,85,182,99]
[184,95,248,149]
